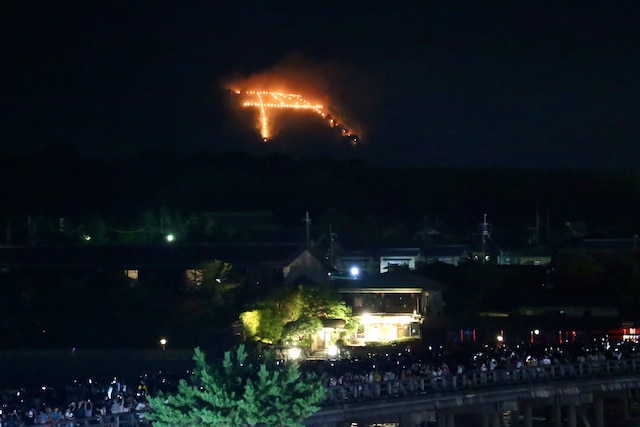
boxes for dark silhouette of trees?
[3,148,640,247]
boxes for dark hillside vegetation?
[3,146,638,238]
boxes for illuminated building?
[336,271,446,345]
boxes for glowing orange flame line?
[238,90,357,144]
[256,92,268,140]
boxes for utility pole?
[329,225,337,267]
[302,211,311,247]
[482,213,489,264]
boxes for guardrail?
[19,412,148,427]
[16,360,640,426]
[324,359,640,404]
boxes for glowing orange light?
[256,92,268,140]
[234,90,357,143]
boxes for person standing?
[24,408,36,426]
[135,399,149,425]
[84,400,93,418]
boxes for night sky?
[2,1,640,170]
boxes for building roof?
[337,271,446,292]
[322,318,346,328]
[378,248,423,257]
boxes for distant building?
[0,243,321,289]
[460,290,622,345]
[282,248,330,286]
[497,246,553,266]
[378,247,425,273]
[332,247,427,279]
[423,244,470,266]
[333,253,377,278]
[336,271,446,345]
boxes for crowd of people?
[0,340,637,426]
[313,340,637,389]
[0,375,152,427]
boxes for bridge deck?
[306,359,640,426]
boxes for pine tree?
[146,345,326,427]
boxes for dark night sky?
[2,1,640,170]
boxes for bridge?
[305,358,640,427]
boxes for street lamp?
[159,338,167,351]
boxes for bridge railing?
[21,411,148,427]
[324,358,640,404]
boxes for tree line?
[3,145,640,248]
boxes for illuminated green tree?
[281,315,323,346]
[146,345,326,427]
[240,284,351,345]
[297,284,351,320]
[256,306,286,344]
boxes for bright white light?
[327,344,339,357]
[166,234,175,242]
[350,266,360,277]
[288,347,301,360]
[534,329,540,335]
[496,335,504,342]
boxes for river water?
[0,349,195,391]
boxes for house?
[378,247,425,273]
[0,243,321,290]
[282,248,330,286]
[511,292,621,344]
[459,289,622,345]
[333,253,377,277]
[497,246,553,266]
[422,244,470,266]
[336,271,446,345]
